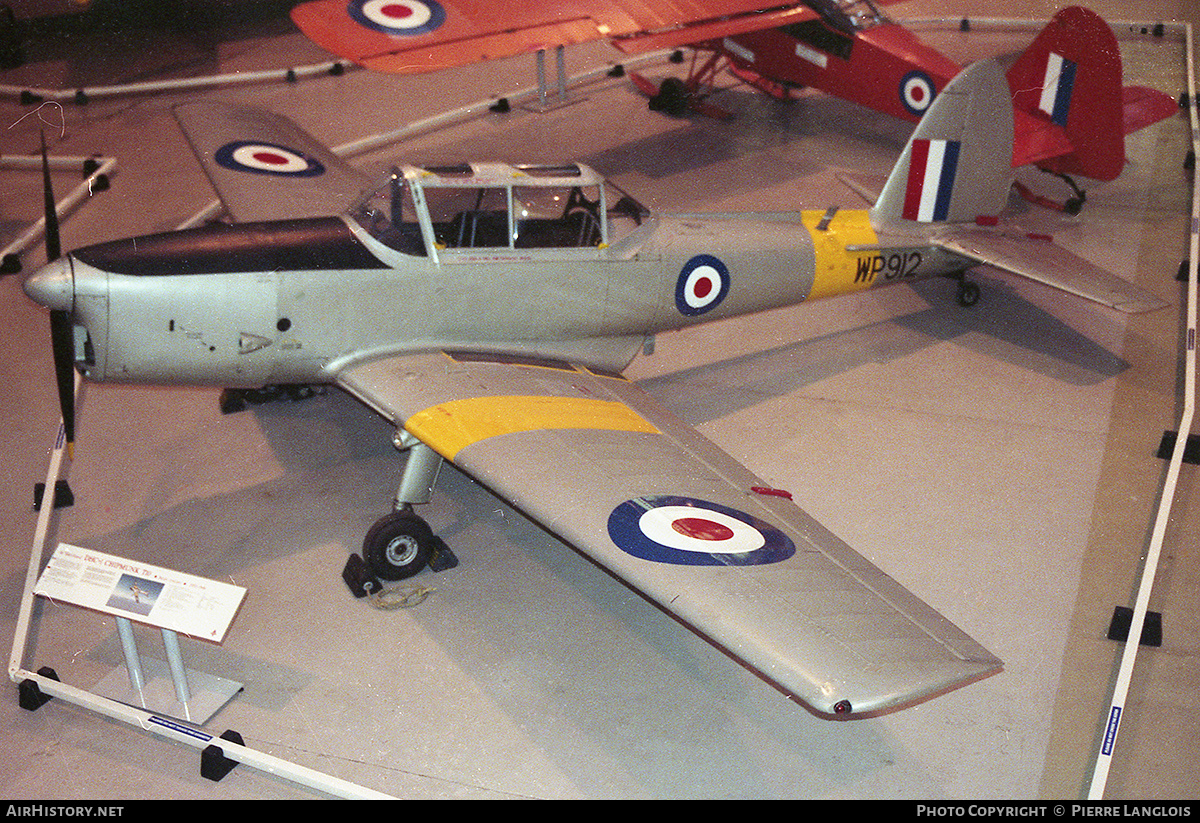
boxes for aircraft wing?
[934,226,1168,314]
[289,0,821,73]
[336,349,1002,716]
[172,101,372,223]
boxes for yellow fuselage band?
[802,209,880,301]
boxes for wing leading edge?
[337,350,1002,716]
[290,0,822,74]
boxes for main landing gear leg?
[949,272,981,307]
[351,437,457,592]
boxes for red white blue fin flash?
[1038,52,1076,126]
[902,138,960,222]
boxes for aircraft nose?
[23,256,73,312]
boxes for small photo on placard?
[106,574,165,617]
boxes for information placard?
[34,543,246,642]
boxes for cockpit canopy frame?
[351,161,648,262]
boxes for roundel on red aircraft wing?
[214,141,326,177]
[675,254,730,316]
[607,495,795,566]
[899,70,936,116]
[348,0,446,36]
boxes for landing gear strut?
[347,437,457,594]
[949,272,981,307]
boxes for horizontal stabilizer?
[1122,85,1179,136]
[935,227,1168,313]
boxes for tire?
[957,281,981,307]
[362,511,434,581]
[649,77,690,118]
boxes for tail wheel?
[957,280,981,307]
[363,511,434,581]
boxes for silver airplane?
[22,55,1164,717]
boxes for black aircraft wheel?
[649,77,690,118]
[957,280,981,307]
[363,511,434,581]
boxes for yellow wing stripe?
[405,395,661,460]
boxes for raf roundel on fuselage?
[899,70,936,116]
[675,254,730,316]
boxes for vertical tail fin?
[871,58,1014,225]
[1007,6,1121,180]
[1007,6,1175,181]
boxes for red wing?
[291,0,820,73]
[609,4,817,54]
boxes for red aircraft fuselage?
[718,18,961,121]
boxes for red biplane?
[290,0,959,121]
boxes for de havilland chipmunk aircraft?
[289,2,1177,209]
[23,50,1166,717]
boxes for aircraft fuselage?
[25,206,970,390]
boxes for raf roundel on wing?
[348,0,447,36]
[607,496,796,566]
[214,141,326,177]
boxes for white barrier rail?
[0,154,117,272]
[0,60,353,104]
[1086,18,1200,801]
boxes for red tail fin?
[1007,6,1174,181]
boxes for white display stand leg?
[92,617,242,724]
[526,46,586,112]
